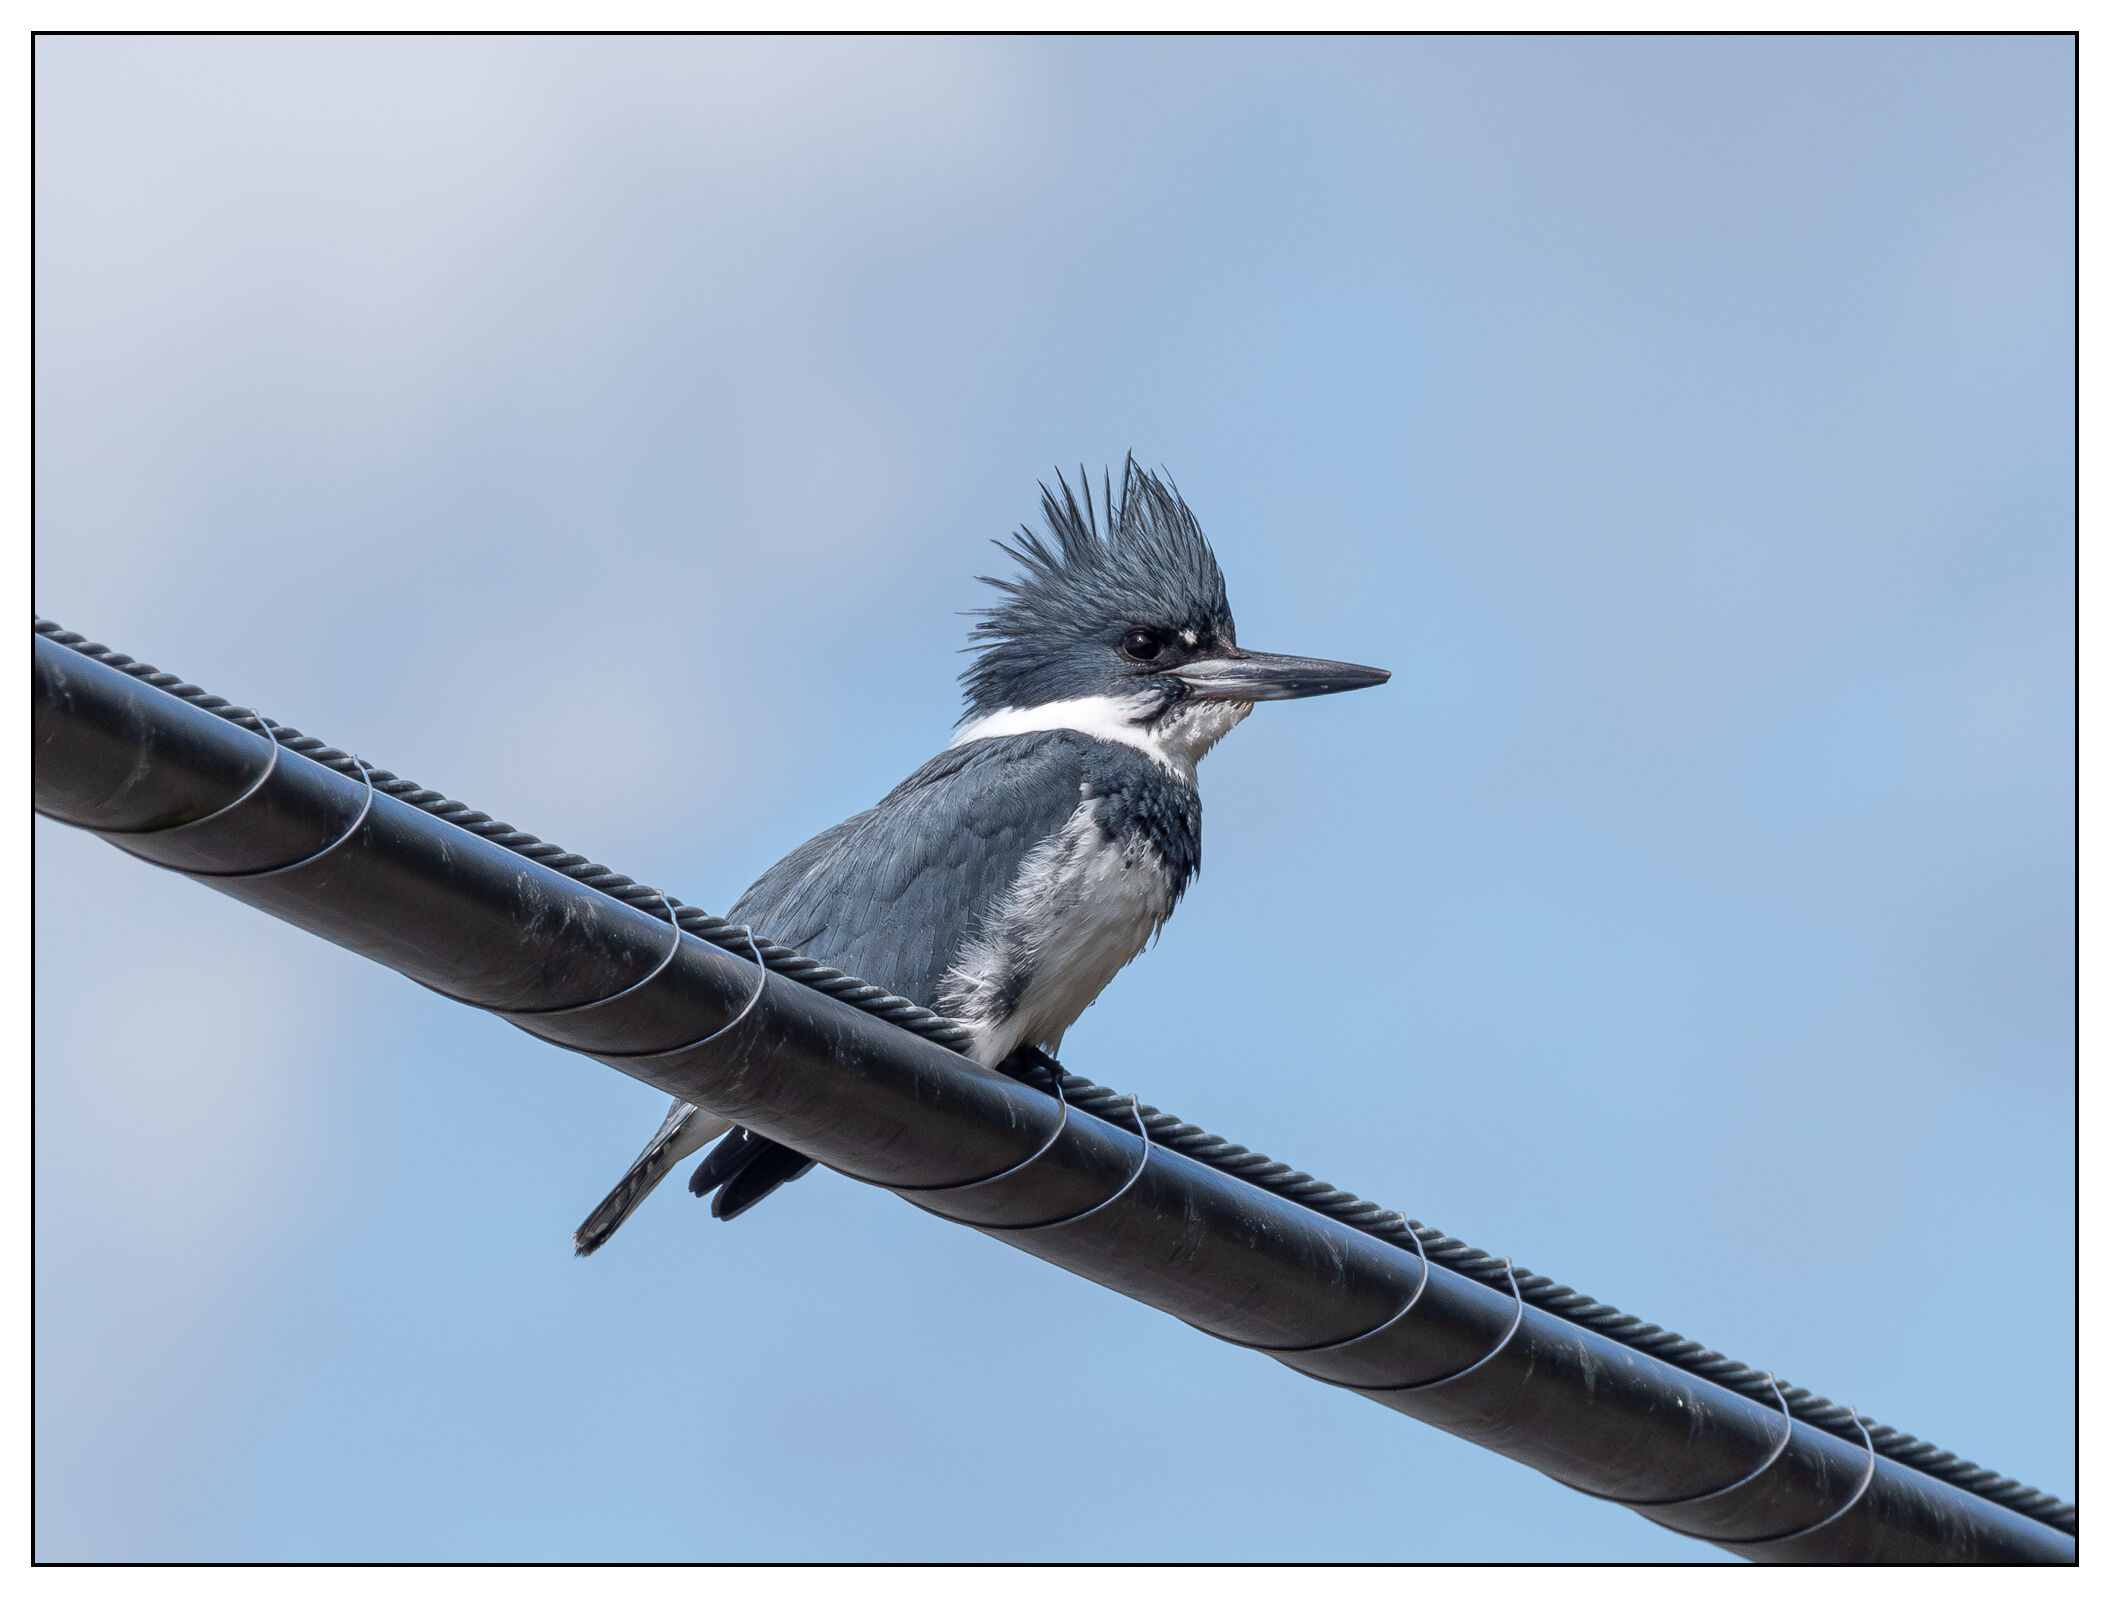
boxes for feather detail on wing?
[728,731,1106,1010]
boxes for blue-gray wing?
[728,731,1096,1010]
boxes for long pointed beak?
[1170,648,1391,702]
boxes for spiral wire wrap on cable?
[33,617,2076,1538]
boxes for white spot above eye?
[1181,629,1198,646]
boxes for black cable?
[33,617,2076,1536]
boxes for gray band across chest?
[730,730,1201,1062]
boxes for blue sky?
[34,36,2072,1561]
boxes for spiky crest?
[960,459,1234,718]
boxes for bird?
[574,460,1388,1253]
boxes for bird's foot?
[997,1044,1061,1092]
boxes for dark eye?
[1119,628,1164,663]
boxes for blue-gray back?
[728,730,1202,1010]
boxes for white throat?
[950,693,1251,782]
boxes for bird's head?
[958,462,1389,775]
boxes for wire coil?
[32,616,2076,1538]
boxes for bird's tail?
[688,1127,818,1220]
[574,1100,732,1256]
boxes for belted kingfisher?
[575,462,1388,1252]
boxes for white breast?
[937,796,1174,1066]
